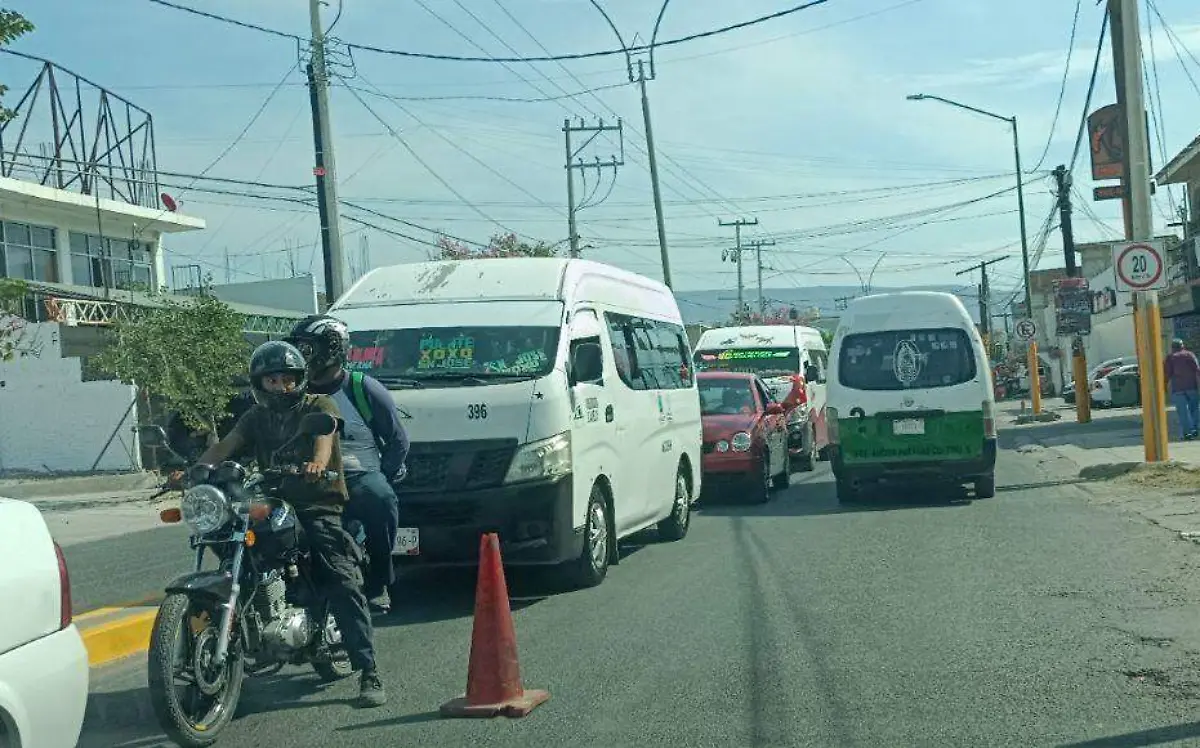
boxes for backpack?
[346,370,385,453]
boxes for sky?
[4,0,1200,307]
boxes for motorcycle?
[140,412,367,747]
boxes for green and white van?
[826,291,997,502]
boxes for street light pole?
[907,93,1041,413]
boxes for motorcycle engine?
[253,571,314,654]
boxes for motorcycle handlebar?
[262,465,340,482]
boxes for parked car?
[697,371,791,503]
[0,498,88,748]
[1091,363,1140,408]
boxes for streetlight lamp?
[906,93,1040,413]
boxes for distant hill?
[674,285,1013,326]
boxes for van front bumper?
[393,474,581,566]
[830,437,998,481]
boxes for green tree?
[0,277,28,361]
[0,10,34,124]
[435,232,558,260]
[93,293,250,440]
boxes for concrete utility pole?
[563,118,623,259]
[635,60,671,288]
[719,218,758,323]
[308,0,346,303]
[1109,0,1167,461]
[742,238,776,315]
[955,256,1008,351]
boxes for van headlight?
[504,432,572,484]
[181,484,232,534]
[730,431,752,452]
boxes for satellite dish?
[160,193,178,212]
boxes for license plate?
[893,418,925,436]
[394,527,419,556]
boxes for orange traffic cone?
[439,533,551,718]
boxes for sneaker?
[367,589,391,615]
[358,669,387,708]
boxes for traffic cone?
[439,533,550,718]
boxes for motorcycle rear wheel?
[147,593,245,747]
[311,612,354,682]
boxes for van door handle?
[605,405,614,423]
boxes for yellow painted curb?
[80,608,158,668]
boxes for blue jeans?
[1170,389,1200,438]
[344,471,400,599]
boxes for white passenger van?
[826,292,997,503]
[329,258,703,588]
[692,325,829,470]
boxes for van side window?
[604,314,691,391]
[605,313,639,389]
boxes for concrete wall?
[210,275,318,316]
[0,321,140,474]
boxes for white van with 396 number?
[826,291,997,503]
[693,325,830,470]
[329,258,702,588]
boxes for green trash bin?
[1108,372,1140,408]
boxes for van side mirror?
[570,341,604,385]
[805,364,822,383]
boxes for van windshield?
[346,326,561,382]
[838,329,976,391]
[694,347,799,377]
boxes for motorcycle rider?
[192,340,387,708]
[286,314,409,614]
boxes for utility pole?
[307,0,346,304]
[563,118,623,260]
[1110,0,1166,461]
[743,238,776,315]
[719,218,758,323]
[955,256,1008,351]
[636,60,671,288]
[1054,164,1091,424]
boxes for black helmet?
[286,314,350,374]
[249,341,309,412]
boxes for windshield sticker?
[892,339,924,385]
[483,348,548,375]
[703,349,791,361]
[347,346,385,371]
[417,334,476,370]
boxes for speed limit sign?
[1014,318,1037,341]
[1113,240,1166,292]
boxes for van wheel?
[567,485,611,588]
[792,427,817,472]
[835,477,859,504]
[657,468,691,542]
[974,472,996,499]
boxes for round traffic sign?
[1014,318,1037,341]
[1114,242,1164,291]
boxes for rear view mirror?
[138,425,169,448]
[570,342,604,385]
[299,412,339,437]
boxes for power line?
[1069,11,1110,172]
[1031,0,1082,171]
[142,0,834,63]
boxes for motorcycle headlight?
[181,484,232,534]
[730,431,752,452]
[504,432,572,484]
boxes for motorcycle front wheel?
[147,593,246,747]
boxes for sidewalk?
[1002,398,1200,542]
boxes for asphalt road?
[81,449,1200,747]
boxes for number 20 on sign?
[1112,241,1166,293]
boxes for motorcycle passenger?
[193,341,387,708]
[287,314,409,614]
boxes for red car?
[697,371,792,503]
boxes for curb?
[76,601,160,668]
